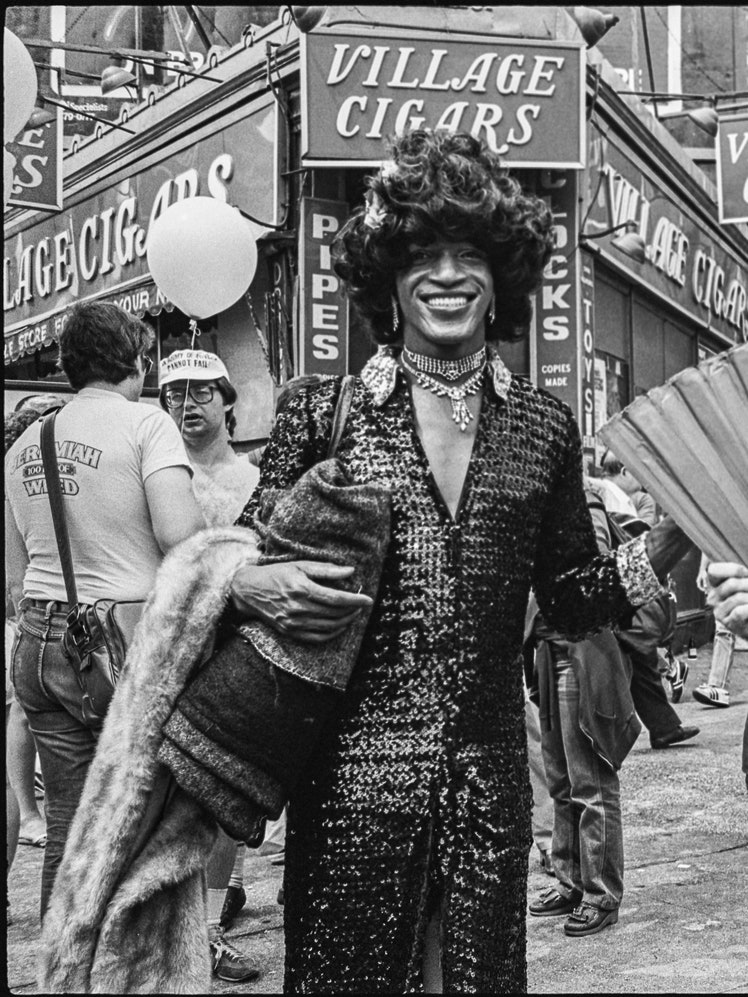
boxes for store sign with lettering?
[301,32,584,167]
[298,198,349,376]
[3,280,171,365]
[6,107,64,212]
[533,170,584,417]
[584,135,748,341]
[716,106,748,224]
[4,101,278,358]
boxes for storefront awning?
[4,277,174,366]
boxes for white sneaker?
[692,684,730,708]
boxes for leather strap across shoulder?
[327,374,356,460]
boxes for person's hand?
[696,560,710,593]
[706,562,748,640]
[230,561,374,644]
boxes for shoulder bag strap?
[327,374,356,459]
[40,411,79,608]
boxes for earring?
[487,295,496,326]
[392,298,400,334]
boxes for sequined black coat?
[237,354,647,994]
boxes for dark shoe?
[650,724,700,749]
[529,887,578,917]
[209,931,261,982]
[564,903,618,936]
[220,885,246,929]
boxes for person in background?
[5,302,204,920]
[528,483,640,937]
[522,597,556,878]
[594,458,699,750]
[706,562,748,790]
[595,451,640,517]
[12,393,70,416]
[693,552,746,709]
[159,349,260,984]
[707,563,748,640]
[5,406,65,856]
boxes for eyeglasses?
[141,354,154,376]
[163,384,215,408]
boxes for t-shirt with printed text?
[5,386,192,604]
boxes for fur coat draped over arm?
[38,460,391,994]
[37,527,262,994]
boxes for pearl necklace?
[402,344,486,381]
[401,351,486,431]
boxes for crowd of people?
[5,129,746,994]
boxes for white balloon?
[4,148,18,210]
[4,29,38,144]
[147,197,258,319]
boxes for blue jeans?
[10,602,99,920]
[541,656,623,911]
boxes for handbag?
[40,411,145,728]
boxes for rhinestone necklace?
[402,344,486,382]
[401,352,486,431]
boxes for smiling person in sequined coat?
[229,130,692,994]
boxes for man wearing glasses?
[158,350,259,529]
[5,302,205,921]
[158,349,262,983]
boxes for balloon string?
[189,318,201,349]
[179,319,201,435]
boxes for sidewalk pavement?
[7,642,747,994]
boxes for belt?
[21,598,72,613]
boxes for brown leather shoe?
[564,903,618,936]
[529,887,579,917]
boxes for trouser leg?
[10,609,98,920]
[525,698,554,856]
[553,658,623,910]
[541,661,581,903]
[628,647,681,739]
[707,626,735,688]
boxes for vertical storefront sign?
[716,106,748,224]
[6,108,64,212]
[533,171,584,422]
[298,198,350,375]
[579,254,596,462]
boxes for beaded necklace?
[401,348,486,431]
[402,344,486,382]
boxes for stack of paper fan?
[598,342,748,565]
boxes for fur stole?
[38,527,260,994]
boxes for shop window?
[594,273,629,361]
[632,299,665,395]
[664,320,695,379]
[5,342,67,386]
[594,351,630,423]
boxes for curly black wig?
[332,130,555,344]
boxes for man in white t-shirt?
[5,302,205,920]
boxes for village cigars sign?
[301,31,585,168]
